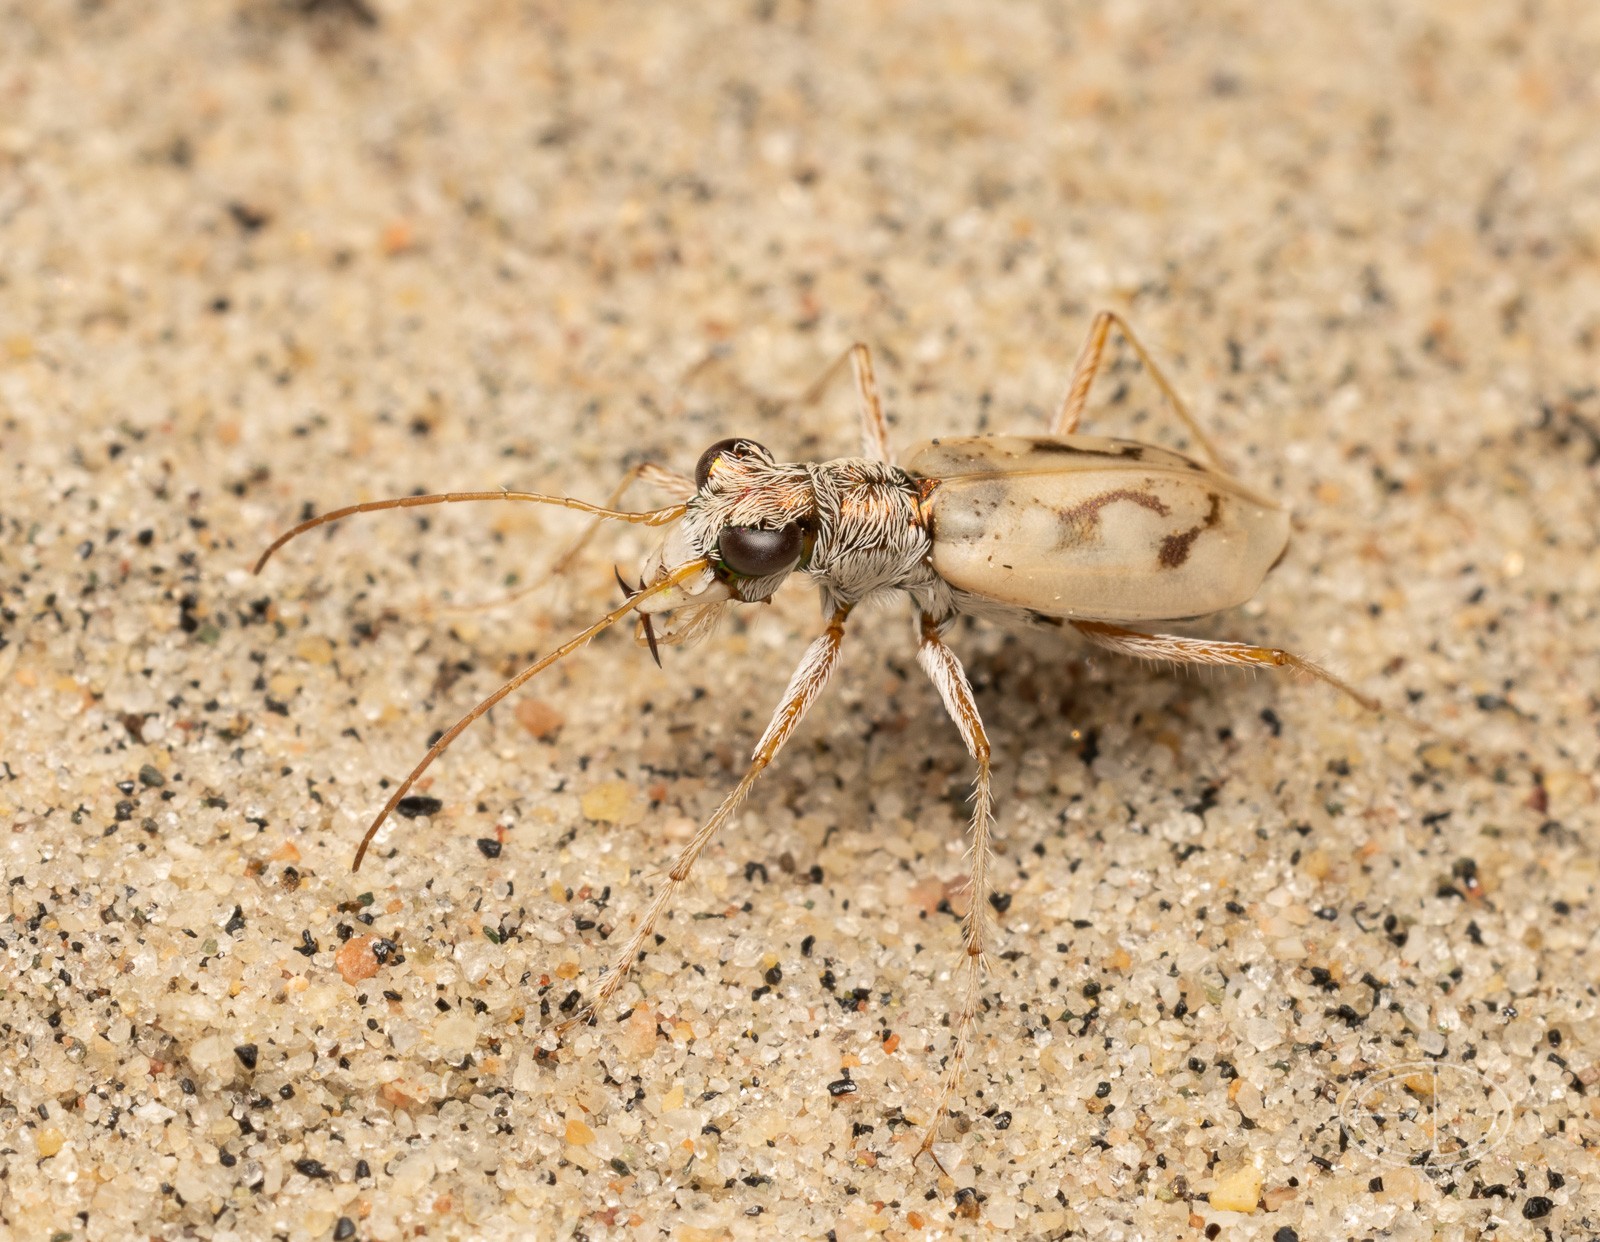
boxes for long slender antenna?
[253,490,687,574]
[350,558,710,871]
[435,462,694,615]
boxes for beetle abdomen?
[908,435,1289,622]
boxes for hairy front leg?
[913,613,996,1167]
[560,605,854,1031]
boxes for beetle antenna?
[351,558,709,871]
[435,462,695,615]
[253,490,686,575]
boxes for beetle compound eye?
[717,523,802,578]
[695,437,768,490]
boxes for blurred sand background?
[2,1,1598,1238]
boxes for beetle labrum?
[255,311,1378,1161]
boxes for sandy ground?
[3,1,1598,1238]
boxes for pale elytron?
[256,312,1376,1160]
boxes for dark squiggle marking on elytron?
[1056,488,1171,547]
[1025,438,1148,461]
[1158,492,1223,568]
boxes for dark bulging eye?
[695,437,768,490]
[718,523,803,578]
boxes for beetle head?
[630,437,814,648]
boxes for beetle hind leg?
[1052,310,1227,469]
[1070,620,1380,712]
[912,613,997,1167]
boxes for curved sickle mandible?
[349,558,710,870]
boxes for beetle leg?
[1071,620,1380,712]
[669,343,895,464]
[913,613,996,1166]
[770,341,895,464]
[546,462,695,579]
[846,342,895,465]
[1051,310,1228,469]
[560,605,853,1031]
[436,462,694,615]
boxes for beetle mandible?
[255,311,1378,1160]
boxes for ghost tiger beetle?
[255,311,1379,1162]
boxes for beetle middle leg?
[913,612,996,1164]
[843,342,894,464]
[775,341,897,464]
[671,342,895,464]
[1052,310,1227,468]
[560,605,854,1031]
[1070,620,1380,711]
